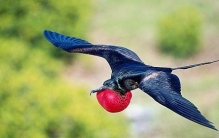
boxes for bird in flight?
[43,30,218,131]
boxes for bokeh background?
[0,0,219,138]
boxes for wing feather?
[43,30,144,70]
[139,71,217,130]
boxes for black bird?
[43,30,218,130]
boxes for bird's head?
[103,78,138,94]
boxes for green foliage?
[0,1,129,138]
[157,5,203,58]
[0,0,92,62]
[0,38,128,138]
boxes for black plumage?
[44,30,218,130]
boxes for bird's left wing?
[138,70,217,130]
[43,30,144,71]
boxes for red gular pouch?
[96,89,132,113]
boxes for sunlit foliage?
[0,1,128,138]
[157,5,203,58]
[0,0,92,61]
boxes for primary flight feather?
[44,30,218,131]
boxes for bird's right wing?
[138,70,217,130]
[43,30,145,71]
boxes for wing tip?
[200,120,218,131]
[43,30,62,48]
[43,30,51,37]
[207,123,218,131]
[43,30,53,42]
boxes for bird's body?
[44,30,218,131]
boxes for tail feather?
[172,59,219,70]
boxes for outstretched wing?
[43,30,144,71]
[138,70,217,130]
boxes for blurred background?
[0,0,219,138]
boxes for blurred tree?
[0,0,92,62]
[0,1,129,138]
[157,5,203,58]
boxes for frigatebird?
[43,30,218,130]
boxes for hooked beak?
[90,85,108,95]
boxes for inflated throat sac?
[96,89,132,113]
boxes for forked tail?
[172,59,219,70]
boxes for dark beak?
[90,85,108,95]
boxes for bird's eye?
[103,80,110,86]
[123,79,138,90]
